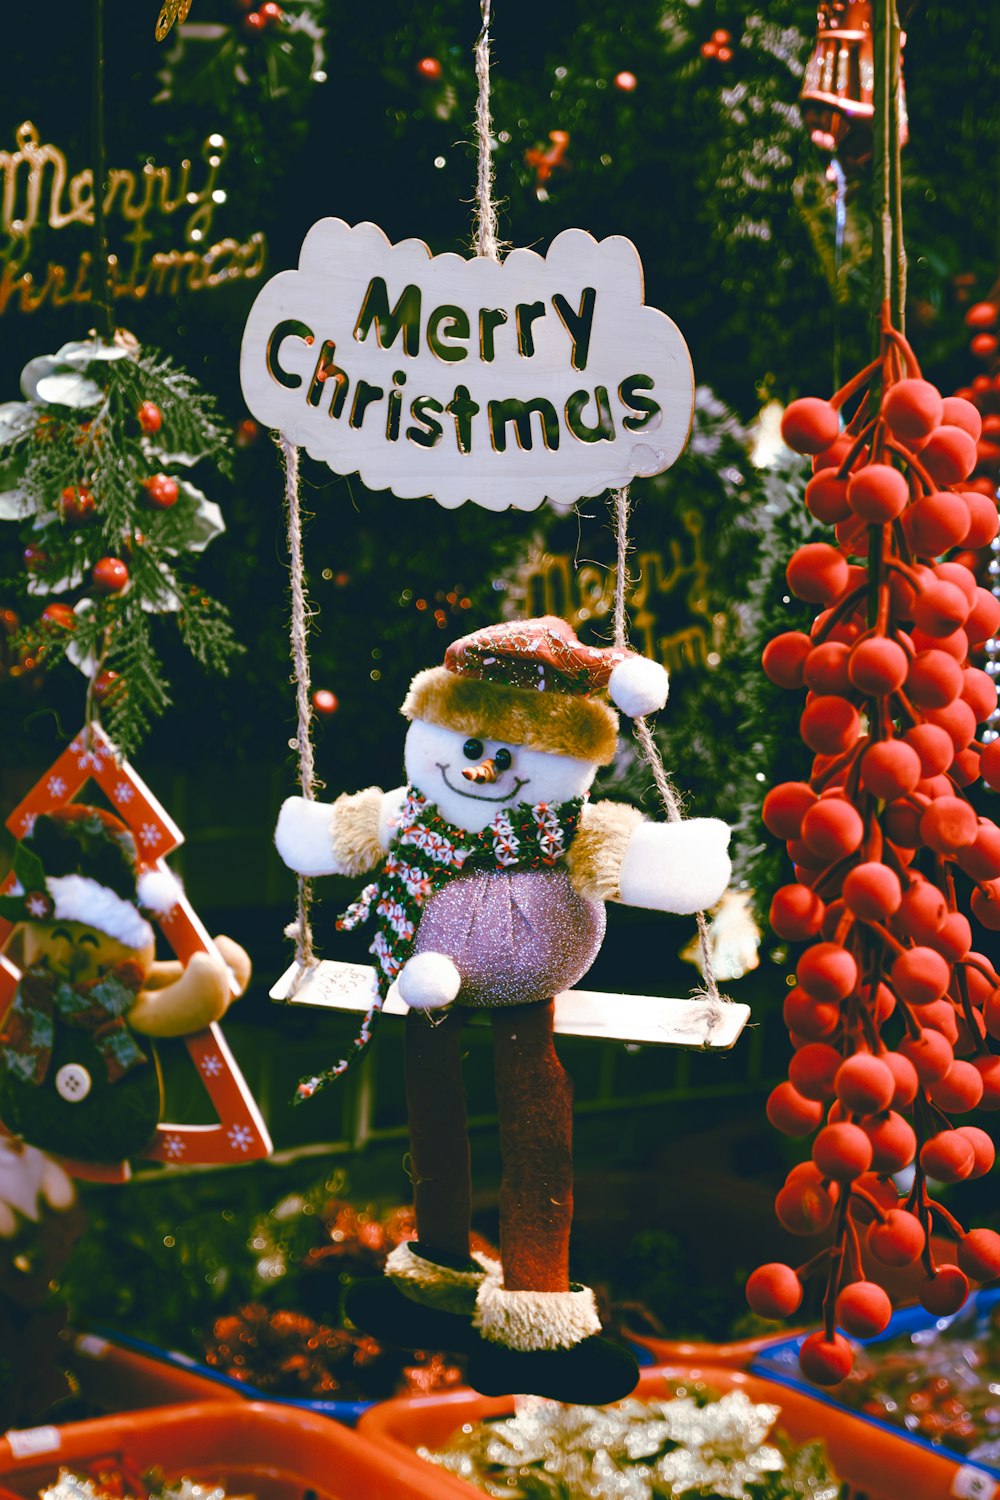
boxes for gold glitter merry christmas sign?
[0,122,267,317]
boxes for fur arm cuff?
[386,1241,499,1314]
[474,1279,601,1351]
[378,786,408,852]
[566,800,645,902]
[329,787,386,875]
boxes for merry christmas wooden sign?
[240,220,694,512]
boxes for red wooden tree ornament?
[0,726,272,1181]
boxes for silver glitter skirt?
[413,867,605,1008]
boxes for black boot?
[467,1332,640,1405]
[345,1241,497,1353]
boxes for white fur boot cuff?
[386,1241,499,1314]
[474,1278,602,1351]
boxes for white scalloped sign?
[239,220,694,512]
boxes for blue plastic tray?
[751,1288,1000,1480]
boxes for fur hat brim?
[46,875,154,950]
[402,667,619,765]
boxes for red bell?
[800,1,908,171]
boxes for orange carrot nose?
[462,757,498,784]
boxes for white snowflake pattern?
[114,781,135,804]
[74,743,108,772]
[227,1124,255,1153]
[26,892,51,918]
[163,1134,186,1159]
[138,823,161,849]
[20,812,37,835]
[200,1054,223,1077]
[46,776,67,798]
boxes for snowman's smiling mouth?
[437,764,530,803]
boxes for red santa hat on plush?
[0,805,183,949]
[402,616,669,763]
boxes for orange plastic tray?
[359,1362,985,1500]
[64,1332,244,1415]
[624,1328,791,1369]
[0,1399,448,1500]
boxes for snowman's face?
[404,719,598,832]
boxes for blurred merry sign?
[240,219,694,513]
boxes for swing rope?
[278,432,318,974]
[611,485,727,1023]
[278,3,726,1031]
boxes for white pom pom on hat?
[608,655,670,718]
[137,867,184,915]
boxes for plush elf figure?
[275,617,732,1405]
[0,806,251,1164]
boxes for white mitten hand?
[274,796,338,876]
[398,952,462,1010]
[619,817,732,915]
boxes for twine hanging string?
[473,0,501,263]
[611,486,727,1032]
[277,433,319,973]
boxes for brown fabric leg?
[491,999,574,1293]
[404,1007,471,1262]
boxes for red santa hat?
[402,616,669,765]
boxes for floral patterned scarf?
[295,785,584,1100]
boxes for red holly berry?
[881,1051,919,1107]
[781,399,841,455]
[903,724,955,777]
[137,401,163,434]
[919,798,979,854]
[143,473,180,510]
[799,1330,854,1386]
[762,631,812,688]
[92,557,129,594]
[863,1111,917,1172]
[784,987,840,1041]
[847,464,909,522]
[312,689,339,715]
[960,491,998,547]
[957,822,1000,882]
[918,1265,969,1316]
[93,670,123,703]
[770,885,825,941]
[787,544,850,604]
[912,579,972,637]
[920,1130,975,1182]
[834,1054,895,1116]
[907,650,963,709]
[882,379,944,441]
[800,696,860,755]
[41,602,76,630]
[763,782,817,839]
[955,1124,995,1176]
[416,56,442,79]
[848,637,909,695]
[746,1263,803,1319]
[767,1081,825,1136]
[965,302,999,330]
[868,1209,926,1267]
[967,587,1000,644]
[776,1175,836,1235]
[805,472,851,523]
[801,798,864,860]
[243,9,266,32]
[61,484,96,523]
[891,947,952,1006]
[962,669,998,724]
[957,1228,1000,1280]
[813,1122,873,1181]
[797,944,858,1004]
[613,71,637,91]
[843,862,901,920]
[921,427,978,486]
[260,0,283,18]
[898,1028,954,1083]
[836,1280,892,1339]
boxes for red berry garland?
[755,305,1000,1385]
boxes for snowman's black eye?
[494,748,512,771]
[463,738,484,760]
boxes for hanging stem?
[473,0,501,262]
[872,0,906,344]
[92,0,113,342]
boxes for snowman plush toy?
[275,616,732,1405]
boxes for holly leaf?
[55,340,130,369]
[12,840,47,894]
[0,402,37,447]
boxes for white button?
[55,1063,92,1102]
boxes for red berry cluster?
[953,296,1000,498]
[750,304,1000,1388]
